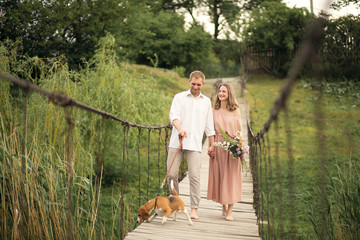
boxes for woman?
[207,83,242,221]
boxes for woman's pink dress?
[207,109,242,205]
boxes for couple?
[167,70,243,221]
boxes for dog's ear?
[138,209,149,222]
[138,207,145,223]
[143,211,149,220]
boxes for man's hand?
[208,146,215,158]
[178,129,187,138]
[173,119,187,138]
[208,135,215,158]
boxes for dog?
[137,181,193,225]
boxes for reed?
[0,34,187,239]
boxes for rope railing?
[0,71,172,239]
[243,5,335,239]
[0,72,170,130]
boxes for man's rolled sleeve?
[169,94,181,123]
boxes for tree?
[118,5,213,73]
[242,1,313,76]
[331,0,360,10]
[155,0,197,12]
[0,0,127,69]
[319,14,360,80]
[192,0,280,40]
[200,0,241,40]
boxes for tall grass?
[246,75,360,239]
[0,34,188,239]
[328,162,360,239]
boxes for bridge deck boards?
[125,100,260,240]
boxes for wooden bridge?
[125,98,260,240]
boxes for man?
[167,70,215,220]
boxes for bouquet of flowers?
[214,127,249,168]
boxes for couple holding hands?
[167,70,243,222]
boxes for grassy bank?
[0,36,190,239]
[245,75,360,239]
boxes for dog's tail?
[170,180,178,196]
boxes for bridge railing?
[243,9,359,240]
[0,71,173,239]
[244,16,327,237]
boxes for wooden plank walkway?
[125,82,260,239]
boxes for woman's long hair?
[214,83,239,111]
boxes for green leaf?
[219,126,233,143]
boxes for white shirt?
[169,90,215,152]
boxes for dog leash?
[154,136,183,210]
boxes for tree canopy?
[243,1,313,76]
[0,0,126,69]
[331,0,360,10]
[0,0,215,74]
[195,0,281,40]
[118,7,213,72]
[1,0,358,79]
[319,14,360,80]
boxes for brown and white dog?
[137,181,193,225]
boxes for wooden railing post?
[95,116,105,239]
[65,107,75,240]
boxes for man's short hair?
[189,71,205,82]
